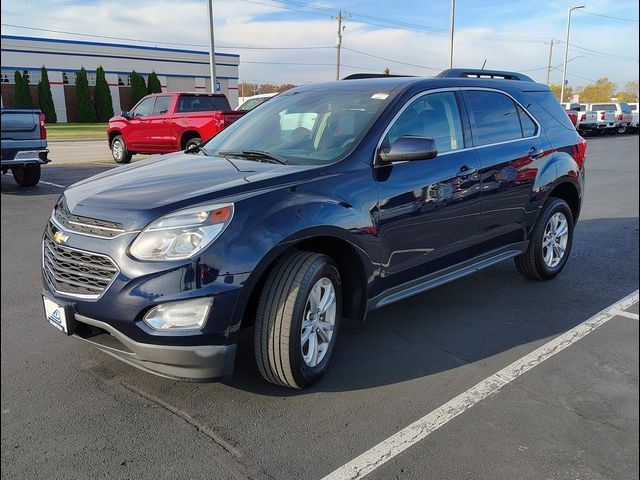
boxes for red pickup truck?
[107,92,245,163]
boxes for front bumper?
[73,313,237,381]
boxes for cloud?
[1,0,637,86]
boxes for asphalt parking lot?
[1,135,638,480]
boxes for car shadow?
[1,164,114,197]
[222,216,639,396]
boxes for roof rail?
[437,68,534,82]
[342,73,415,80]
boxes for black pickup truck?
[1,109,50,186]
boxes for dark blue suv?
[42,69,586,389]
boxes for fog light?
[143,297,212,331]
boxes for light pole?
[560,5,584,103]
[449,0,455,68]
[207,0,217,93]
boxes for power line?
[0,23,334,50]
[577,10,639,23]
[342,47,441,71]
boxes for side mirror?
[121,111,131,119]
[378,136,438,163]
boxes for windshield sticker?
[371,93,389,100]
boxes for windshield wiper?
[218,150,288,165]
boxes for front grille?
[53,204,125,238]
[42,234,118,298]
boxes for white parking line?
[611,309,639,320]
[322,290,640,480]
[39,181,66,189]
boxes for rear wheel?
[617,126,627,134]
[254,251,342,389]
[12,164,41,186]
[111,135,132,163]
[515,197,574,280]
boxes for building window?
[117,74,131,86]
[25,70,41,85]
[62,72,76,85]
[22,70,30,84]
[1,71,12,83]
[87,72,96,86]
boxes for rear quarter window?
[177,95,231,113]
[524,91,575,130]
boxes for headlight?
[130,203,233,261]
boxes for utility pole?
[333,11,348,80]
[545,39,554,85]
[207,0,217,93]
[560,5,584,103]
[449,0,455,68]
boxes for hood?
[64,151,318,229]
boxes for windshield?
[203,89,393,165]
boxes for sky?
[1,0,638,88]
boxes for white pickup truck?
[628,103,638,133]
[579,103,616,135]
[584,102,633,134]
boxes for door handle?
[528,146,545,159]
[456,165,478,178]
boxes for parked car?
[237,93,278,111]
[1,108,49,186]
[575,110,598,136]
[587,102,633,133]
[107,93,246,163]
[628,102,638,133]
[42,69,586,389]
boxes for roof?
[0,34,239,58]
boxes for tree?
[578,77,617,103]
[94,66,114,122]
[550,84,573,102]
[130,71,147,105]
[13,71,33,108]
[37,66,57,123]
[615,81,639,103]
[147,71,162,94]
[75,67,97,123]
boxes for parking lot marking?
[321,290,639,480]
[39,181,66,188]
[611,309,639,320]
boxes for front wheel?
[12,164,41,186]
[254,251,342,389]
[185,137,202,150]
[111,135,132,164]
[515,198,574,280]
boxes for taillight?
[617,113,623,121]
[39,112,47,139]
[580,114,586,121]
[600,112,606,121]
[574,136,587,169]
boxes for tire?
[185,137,202,150]
[12,165,41,187]
[111,135,132,164]
[515,197,574,281]
[617,126,627,134]
[254,251,342,389]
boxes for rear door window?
[463,91,523,146]
[177,95,231,113]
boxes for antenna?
[481,59,487,70]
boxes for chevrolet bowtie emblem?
[53,231,69,244]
